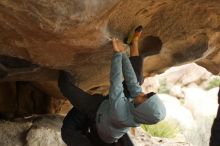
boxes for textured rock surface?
[0,115,65,146]
[0,115,192,146]
[1,0,220,85]
[0,120,32,146]
[0,0,220,115]
[26,115,65,146]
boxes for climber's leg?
[121,53,142,98]
[123,26,144,98]
[130,25,143,57]
[58,70,104,117]
[61,108,93,146]
[129,25,143,84]
[59,71,107,146]
[118,134,134,146]
[122,56,144,97]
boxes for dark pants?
[210,88,220,146]
[58,56,143,146]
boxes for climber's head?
[132,92,166,125]
[134,92,154,106]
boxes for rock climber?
[58,26,166,146]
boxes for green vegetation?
[179,98,185,105]
[142,120,179,138]
[206,77,220,90]
[158,78,170,94]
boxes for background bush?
[206,77,220,90]
[142,120,179,138]
[158,78,170,94]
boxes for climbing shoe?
[125,25,143,45]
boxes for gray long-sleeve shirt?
[96,53,166,143]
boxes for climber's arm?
[58,71,77,98]
[122,56,144,98]
[108,52,125,104]
[121,53,142,98]
[58,71,94,108]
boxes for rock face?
[0,0,220,115]
[142,63,219,98]
[0,115,65,146]
[184,86,218,118]
[0,115,191,146]
[158,94,194,129]
[26,115,65,146]
[0,120,32,146]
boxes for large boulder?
[159,63,212,87]
[0,0,220,87]
[142,63,219,98]
[158,94,194,129]
[0,120,32,146]
[0,115,192,146]
[26,115,65,146]
[183,86,218,118]
[0,0,220,115]
[0,115,65,146]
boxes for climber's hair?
[144,92,156,99]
